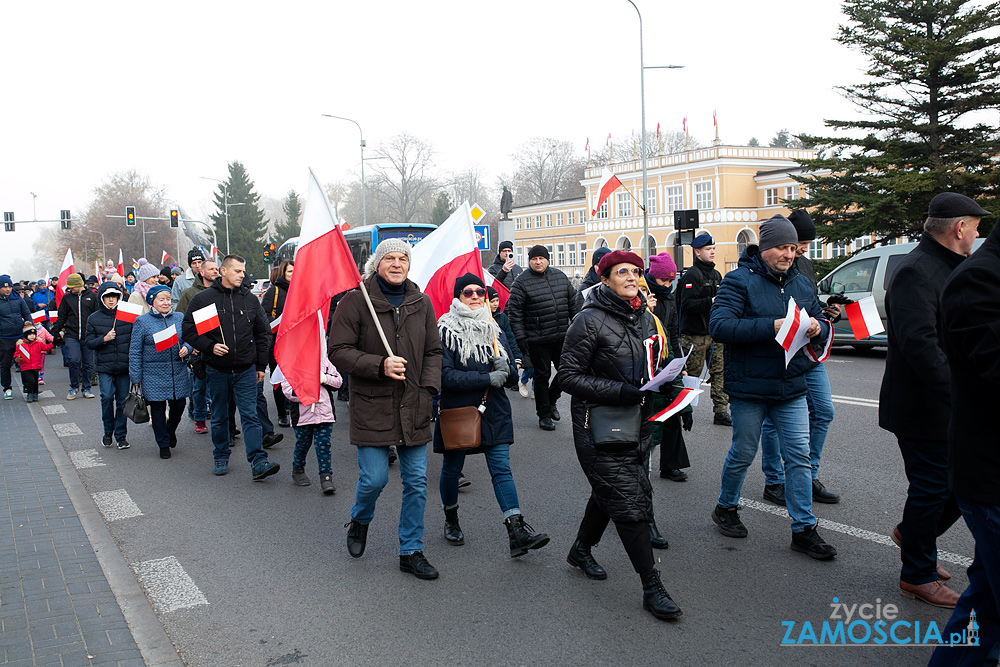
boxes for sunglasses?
[614,267,643,277]
[462,288,487,298]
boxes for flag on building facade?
[592,168,624,217]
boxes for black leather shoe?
[713,412,732,426]
[660,468,688,482]
[567,539,607,580]
[649,521,669,550]
[640,569,682,620]
[812,479,841,504]
[791,525,837,560]
[539,417,556,431]
[763,483,786,506]
[505,514,549,558]
[345,519,369,558]
[262,432,283,449]
[399,551,439,580]
[159,448,171,459]
[444,507,464,545]
[550,407,561,422]
[277,415,290,428]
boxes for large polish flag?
[115,300,143,323]
[55,249,74,308]
[275,168,361,406]
[192,303,221,335]
[116,249,125,278]
[845,295,884,340]
[152,325,179,352]
[409,202,485,319]
[592,168,624,217]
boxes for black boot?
[444,506,464,545]
[345,519,369,558]
[505,514,550,558]
[640,569,682,620]
[649,521,669,550]
[566,539,607,580]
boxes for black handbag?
[123,386,149,424]
[586,403,642,450]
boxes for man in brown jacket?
[329,238,443,580]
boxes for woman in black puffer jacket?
[560,250,682,622]
[85,282,134,449]
[262,260,292,426]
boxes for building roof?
[511,196,586,211]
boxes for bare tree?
[590,131,701,166]
[368,133,439,224]
[447,164,498,214]
[510,138,586,205]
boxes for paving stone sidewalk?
[0,390,146,666]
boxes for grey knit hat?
[135,258,160,283]
[363,238,411,278]
[758,215,799,252]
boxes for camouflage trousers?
[679,333,728,414]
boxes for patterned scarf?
[437,298,509,365]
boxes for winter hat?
[758,215,800,252]
[364,238,411,277]
[65,273,84,289]
[22,322,36,333]
[0,275,11,288]
[486,285,499,300]
[788,209,816,242]
[928,192,992,218]
[597,250,644,278]
[109,273,125,286]
[528,245,549,260]
[145,284,171,306]
[86,275,99,285]
[648,252,678,281]
[691,233,714,249]
[188,248,206,265]
[36,280,47,288]
[135,259,159,283]
[99,282,122,300]
[160,266,174,280]
[498,240,514,253]
[591,246,613,267]
[453,272,485,298]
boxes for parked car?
[250,279,270,300]
[818,238,984,348]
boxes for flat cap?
[928,192,991,218]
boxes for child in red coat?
[14,323,53,402]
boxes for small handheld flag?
[844,296,884,340]
[17,344,30,361]
[270,314,282,334]
[193,303,221,335]
[152,325,179,352]
[115,300,143,323]
[31,310,45,324]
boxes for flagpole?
[357,281,394,357]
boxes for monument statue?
[500,185,514,220]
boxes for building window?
[597,201,608,219]
[808,240,823,260]
[786,184,799,200]
[617,236,632,251]
[644,235,656,256]
[832,240,848,258]
[579,242,587,264]
[645,189,657,215]
[545,214,552,228]
[535,215,542,228]
[580,209,586,223]
[555,244,565,267]
[514,218,520,230]
[616,192,632,218]
[545,245,554,262]
[568,243,577,267]
[853,235,871,252]
[516,247,523,265]
[765,188,779,207]
[694,182,713,210]
[665,185,683,214]
[556,212,563,226]
[567,211,574,225]
[594,237,607,251]
[737,230,750,255]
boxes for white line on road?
[38,390,55,399]
[131,556,209,614]
[830,394,880,407]
[92,489,144,521]
[740,497,972,568]
[41,404,67,415]
[52,422,83,437]
[69,449,105,469]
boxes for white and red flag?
[775,297,811,367]
[115,300,143,323]
[274,168,362,406]
[410,202,485,319]
[55,249,74,308]
[844,295,884,340]
[48,310,58,320]
[683,117,688,133]
[116,249,124,278]
[648,387,702,423]
[17,344,30,361]
[606,133,611,146]
[152,325,179,352]
[656,123,661,140]
[592,168,624,217]
[482,272,511,311]
[161,251,170,265]
[31,310,45,324]
[269,314,282,334]
[192,303,221,335]
[584,138,589,152]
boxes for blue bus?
[275,223,436,273]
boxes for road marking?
[92,489,143,521]
[69,449,105,469]
[41,404,67,415]
[52,422,83,437]
[740,497,972,568]
[830,394,879,407]
[131,556,208,613]
[38,390,55,398]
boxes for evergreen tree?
[275,190,302,243]
[748,137,761,147]
[430,191,455,226]
[795,0,1000,243]
[209,161,270,273]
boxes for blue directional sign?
[474,225,490,251]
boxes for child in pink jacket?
[14,323,54,402]
[281,357,342,494]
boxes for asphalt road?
[37,345,973,666]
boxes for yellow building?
[512,145,834,276]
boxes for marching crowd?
[0,192,998,650]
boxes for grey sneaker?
[320,474,335,495]
[213,460,229,476]
[66,388,78,400]
[292,468,311,486]
[82,389,95,399]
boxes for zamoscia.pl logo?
[781,598,979,647]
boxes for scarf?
[376,274,405,308]
[437,299,509,365]
[136,281,152,300]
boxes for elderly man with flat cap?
[879,191,987,609]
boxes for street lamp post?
[321,114,367,227]
[89,230,108,266]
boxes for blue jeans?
[256,378,274,435]
[190,371,208,420]
[63,337,93,391]
[719,396,815,532]
[351,445,427,556]
[929,496,1000,666]
[204,366,267,466]
[98,372,130,440]
[761,364,835,484]
[440,444,520,518]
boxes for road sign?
[470,204,486,222]
[474,225,490,251]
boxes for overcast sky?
[1,0,866,275]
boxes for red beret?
[597,250,644,277]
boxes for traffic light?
[125,206,136,226]
[170,209,179,228]
[3,212,13,233]
[263,242,275,263]
[60,210,71,230]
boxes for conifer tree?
[209,161,269,273]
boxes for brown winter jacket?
[328,275,442,448]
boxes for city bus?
[275,223,436,273]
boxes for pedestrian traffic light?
[60,210,71,230]
[125,206,136,226]
[3,212,13,232]
[170,209,179,228]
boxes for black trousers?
[20,369,38,394]
[575,495,654,573]
[527,339,563,419]
[897,436,962,585]
[0,338,15,391]
[149,399,186,450]
[658,416,690,472]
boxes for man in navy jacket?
[0,274,31,399]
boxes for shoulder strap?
[271,288,279,318]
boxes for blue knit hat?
[145,284,172,306]
[0,275,12,288]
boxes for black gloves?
[681,413,693,431]
[620,383,643,406]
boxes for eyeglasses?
[614,267,643,277]
[462,288,487,298]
